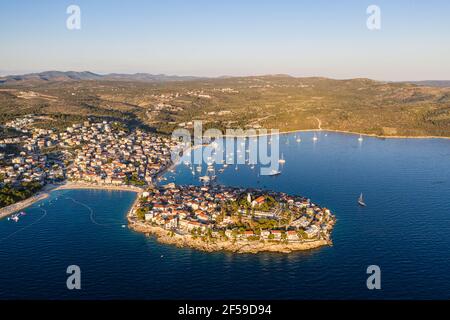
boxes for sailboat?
[313,133,318,141]
[278,153,286,164]
[358,193,367,207]
[358,134,363,142]
[268,169,281,176]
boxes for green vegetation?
[2,75,450,137]
[0,182,42,208]
[297,230,308,239]
[248,235,260,241]
[135,207,148,221]
[0,126,27,139]
[124,174,145,186]
[254,196,276,212]
[111,121,130,132]
[252,218,277,230]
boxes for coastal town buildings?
[130,185,336,245]
[1,115,336,252]
[0,115,175,207]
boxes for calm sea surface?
[1,131,450,299]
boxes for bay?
[1,131,449,299]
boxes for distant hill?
[1,73,450,137]
[405,81,450,88]
[0,71,203,84]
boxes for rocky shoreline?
[128,218,331,254]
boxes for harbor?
[1,132,450,299]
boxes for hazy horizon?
[1,69,449,83]
[1,0,450,81]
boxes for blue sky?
[1,0,449,80]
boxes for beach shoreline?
[0,192,49,220]
[54,181,143,193]
[0,181,144,220]
[1,170,333,254]
[221,128,450,140]
[0,183,60,220]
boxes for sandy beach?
[0,181,143,220]
[0,182,59,220]
[54,181,143,193]
[0,192,49,220]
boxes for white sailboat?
[278,153,286,164]
[358,134,364,142]
[268,169,281,176]
[358,193,367,207]
[313,133,318,141]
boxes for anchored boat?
[268,169,281,176]
[358,193,367,207]
[313,133,318,141]
[278,153,286,164]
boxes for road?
[314,117,322,130]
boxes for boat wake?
[0,208,48,243]
[65,197,123,227]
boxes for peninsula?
[128,185,336,254]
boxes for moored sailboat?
[358,193,367,207]
[313,133,318,141]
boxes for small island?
[128,185,336,253]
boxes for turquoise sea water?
[1,131,450,299]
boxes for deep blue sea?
[1,131,450,299]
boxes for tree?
[135,207,148,220]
